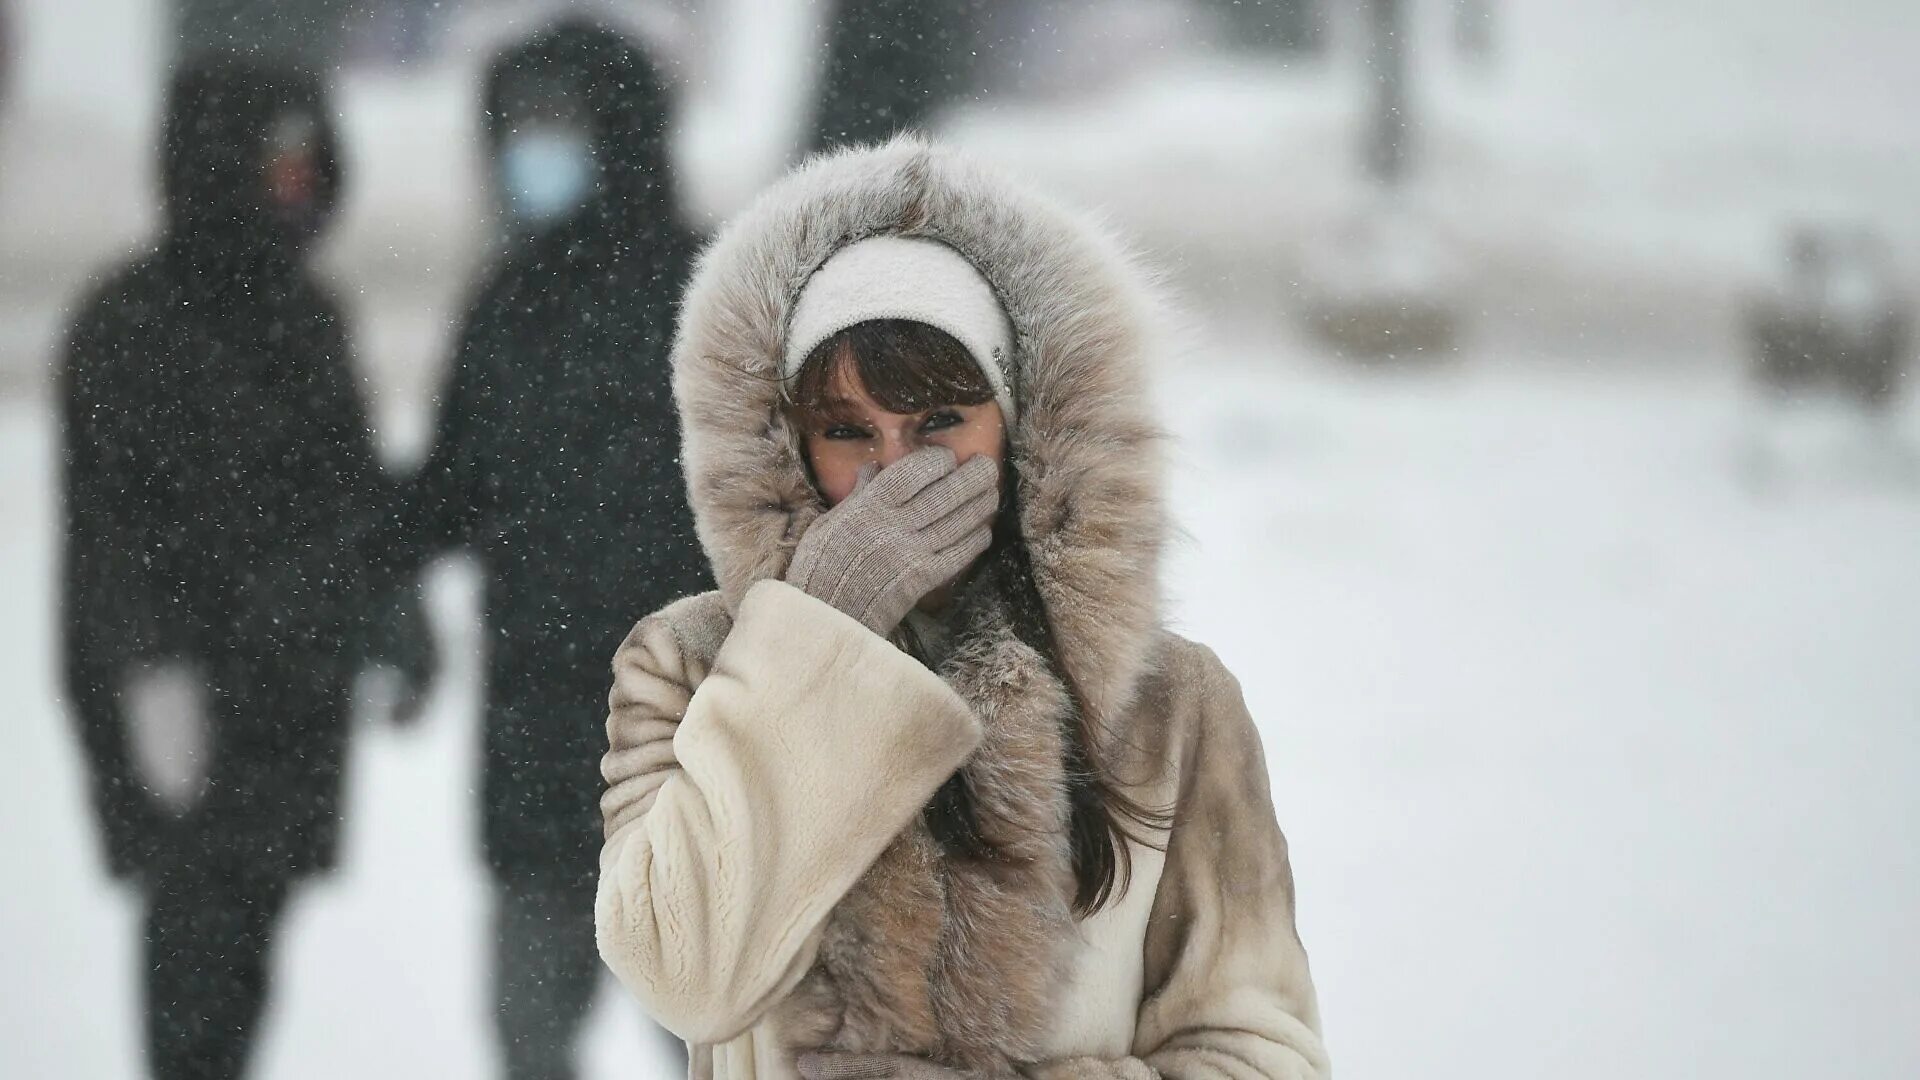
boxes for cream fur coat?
[595,137,1329,1080]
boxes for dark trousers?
[144,863,291,1080]
[135,661,346,1080]
[493,876,686,1080]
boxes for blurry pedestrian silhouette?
[56,54,427,1079]
[809,0,981,153]
[402,19,707,1077]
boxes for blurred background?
[2,0,1918,1078]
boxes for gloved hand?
[121,659,212,816]
[363,576,437,728]
[785,446,999,636]
[795,1052,977,1080]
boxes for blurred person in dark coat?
[809,0,981,153]
[404,19,707,1077]
[57,54,424,1079]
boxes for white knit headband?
[783,235,1017,422]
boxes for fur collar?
[773,566,1077,1075]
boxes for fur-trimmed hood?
[672,135,1172,749]
[598,159,1327,1069]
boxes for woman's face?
[799,351,1007,507]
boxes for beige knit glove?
[785,446,999,636]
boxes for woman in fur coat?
[595,136,1329,1080]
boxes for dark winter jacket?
[406,21,710,883]
[809,0,980,153]
[58,56,399,878]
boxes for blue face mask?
[500,128,596,226]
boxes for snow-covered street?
[1163,354,1920,1079]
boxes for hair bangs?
[790,319,995,417]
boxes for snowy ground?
[6,349,1919,1079]
[1162,350,1920,1080]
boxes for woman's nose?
[875,432,915,468]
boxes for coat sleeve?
[1029,644,1330,1080]
[57,290,171,659]
[306,302,384,511]
[301,301,389,573]
[56,292,159,876]
[395,298,497,570]
[296,301,431,671]
[227,301,385,652]
[595,579,985,1046]
[59,297,130,678]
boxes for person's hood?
[160,54,341,256]
[482,18,674,249]
[673,135,1172,738]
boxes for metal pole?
[1363,0,1411,186]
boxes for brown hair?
[790,318,996,415]
[789,319,1171,915]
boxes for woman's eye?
[823,424,870,440]
[921,410,963,433]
